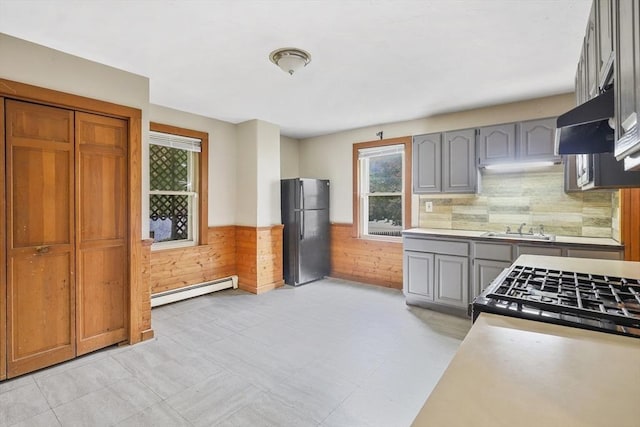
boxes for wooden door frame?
[0,78,144,345]
[0,98,5,380]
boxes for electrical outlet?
[425,201,433,212]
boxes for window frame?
[149,122,208,249]
[352,136,412,239]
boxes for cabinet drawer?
[516,245,563,257]
[474,242,512,262]
[566,248,623,260]
[404,238,469,256]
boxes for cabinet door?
[518,118,559,162]
[477,123,516,166]
[576,41,588,104]
[434,254,468,308]
[442,129,476,193]
[76,112,128,355]
[614,0,640,157]
[597,0,614,85]
[566,248,623,260]
[413,133,441,193]
[516,245,563,258]
[473,259,511,299]
[585,2,599,98]
[563,155,581,192]
[404,250,434,300]
[5,100,76,377]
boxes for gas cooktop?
[472,265,640,339]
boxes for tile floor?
[0,278,471,427]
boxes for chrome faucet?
[538,224,545,236]
[517,223,526,235]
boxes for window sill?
[151,240,198,251]
[359,235,403,243]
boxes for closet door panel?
[5,99,75,377]
[76,112,128,355]
[1,98,5,380]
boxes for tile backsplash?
[418,165,619,240]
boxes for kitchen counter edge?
[402,227,622,249]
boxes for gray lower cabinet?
[403,237,470,315]
[472,241,513,298]
[404,250,434,299]
[565,248,623,260]
[403,234,623,317]
[516,245,563,257]
[473,259,511,297]
[434,254,468,308]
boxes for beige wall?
[256,120,281,227]
[0,32,153,235]
[299,93,576,223]
[236,119,282,227]
[149,104,237,227]
[280,136,300,179]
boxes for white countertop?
[403,227,623,247]
[412,313,640,427]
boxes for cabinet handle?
[35,245,50,254]
[621,112,637,133]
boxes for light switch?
[425,201,433,212]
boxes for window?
[353,137,412,238]
[149,123,208,248]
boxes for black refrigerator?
[281,178,330,286]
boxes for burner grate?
[486,265,640,328]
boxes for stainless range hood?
[556,89,615,154]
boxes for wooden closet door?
[0,98,6,381]
[5,99,76,377]
[76,112,128,355]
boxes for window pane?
[149,194,191,242]
[150,145,189,191]
[368,195,402,236]
[369,154,402,193]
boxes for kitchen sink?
[481,231,556,241]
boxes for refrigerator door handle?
[300,210,304,240]
[300,180,305,211]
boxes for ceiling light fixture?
[269,47,311,75]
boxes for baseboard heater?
[151,275,238,308]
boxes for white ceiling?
[0,0,591,139]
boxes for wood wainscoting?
[149,226,237,294]
[330,223,403,289]
[236,225,284,294]
[621,188,640,261]
[139,239,154,341]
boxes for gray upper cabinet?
[518,118,560,162]
[585,2,599,98]
[477,118,559,167]
[477,124,516,166]
[613,0,640,168]
[442,129,476,193]
[597,0,614,86]
[413,130,476,194]
[413,133,441,193]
